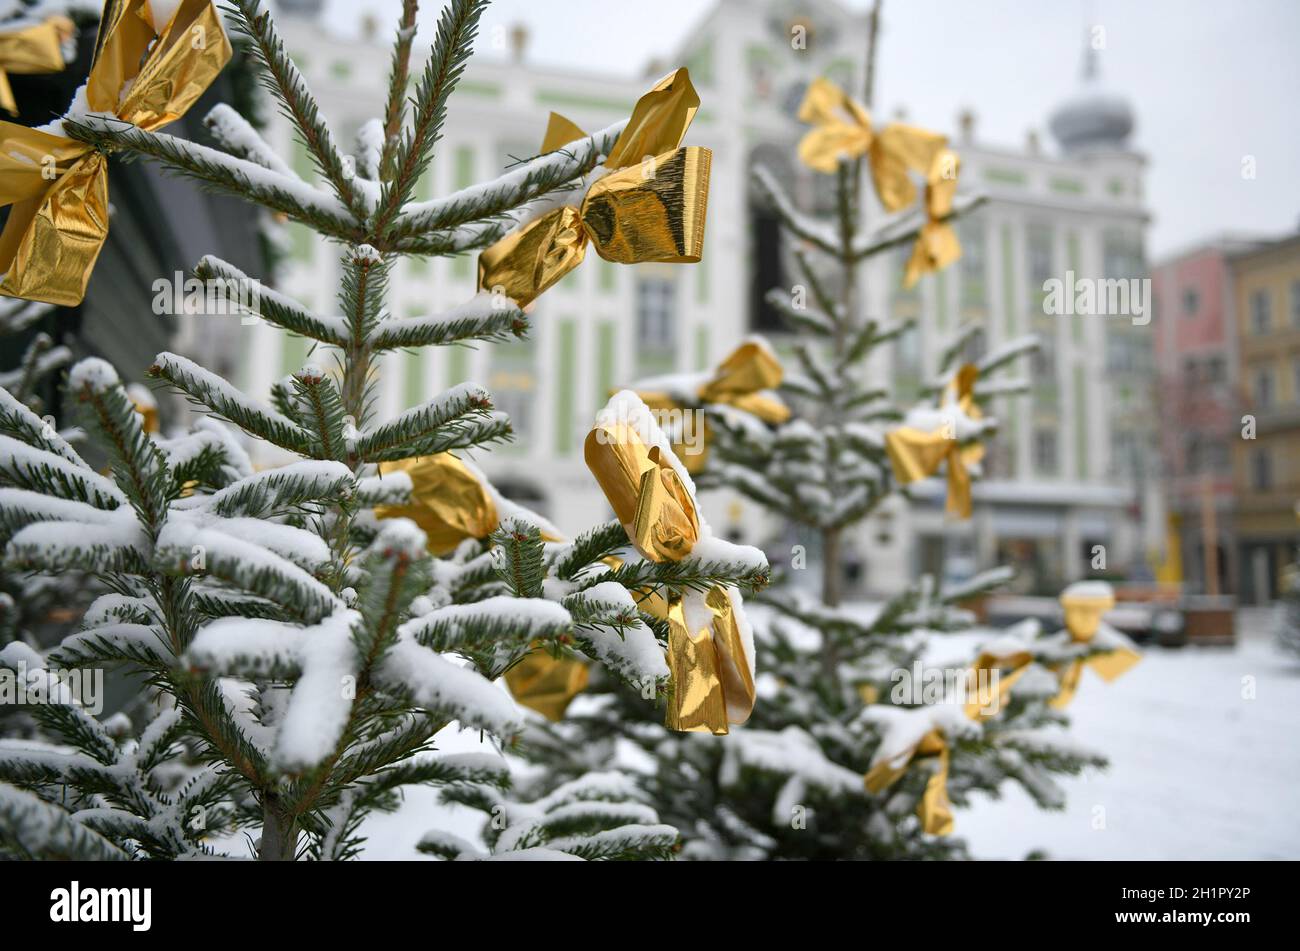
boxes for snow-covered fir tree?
[0,0,765,861]
[501,6,1112,860]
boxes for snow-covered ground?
[958,607,1300,860]
[361,607,1300,860]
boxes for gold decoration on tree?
[1050,583,1140,708]
[584,408,755,733]
[375,454,587,720]
[884,364,983,518]
[633,340,790,473]
[0,15,74,115]
[0,0,230,306]
[864,729,954,836]
[478,67,711,308]
[796,76,946,211]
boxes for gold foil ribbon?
[903,147,963,288]
[796,76,947,212]
[501,648,591,723]
[1050,587,1140,708]
[0,16,73,115]
[478,67,711,308]
[884,364,982,518]
[962,648,1033,722]
[584,417,754,733]
[634,341,791,474]
[0,0,231,305]
[864,729,954,836]
[375,453,586,720]
[375,453,500,557]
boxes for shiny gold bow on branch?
[0,0,230,306]
[634,340,791,474]
[0,15,74,116]
[962,645,1033,722]
[864,729,954,836]
[1050,585,1140,709]
[884,364,983,518]
[477,67,711,308]
[375,453,588,720]
[584,416,755,734]
[797,76,947,212]
[903,147,962,288]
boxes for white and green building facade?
[249,0,1159,597]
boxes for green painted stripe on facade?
[1049,176,1085,195]
[536,90,632,114]
[453,147,475,280]
[281,334,310,377]
[1001,223,1016,338]
[458,80,502,98]
[404,351,424,409]
[1067,231,1082,345]
[288,222,314,262]
[984,166,1027,186]
[291,140,315,182]
[695,324,710,370]
[555,320,577,455]
[598,258,616,293]
[596,321,616,407]
[446,346,469,387]
[1074,363,1088,480]
[936,271,949,332]
[696,256,709,305]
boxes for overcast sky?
[318,0,1300,260]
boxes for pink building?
[1151,235,1264,593]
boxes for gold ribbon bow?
[0,15,74,115]
[375,453,588,720]
[902,147,962,288]
[796,76,947,212]
[478,67,711,308]
[864,729,954,836]
[635,341,791,474]
[884,364,982,518]
[375,453,501,557]
[0,0,230,306]
[584,417,755,733]
[1050,586,1140,708]
[963,646,1033,722]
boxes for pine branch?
[490,520,546,599]
[150,352,313,456]
[227,0,372,221]
[194,256,348,346]
[380,0,421,180]
[61,117,362,241]
[553,520,628,581]
[373,0,490,238]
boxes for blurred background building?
[253,0,1167,598]
[1228,232,1300,602]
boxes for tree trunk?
[259,799,298,861]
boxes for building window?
[1293,358,1300,403]
[1250,289,1271,334]
[1251,448,1272,491]
[1291,280,1300,327]
[636,278,677,353]
[1206,355,1226,383]
[1253,366,1274,409]
[1183,356,1199,383]
[1033,428,1058,474]
[1182,287,1199,316]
